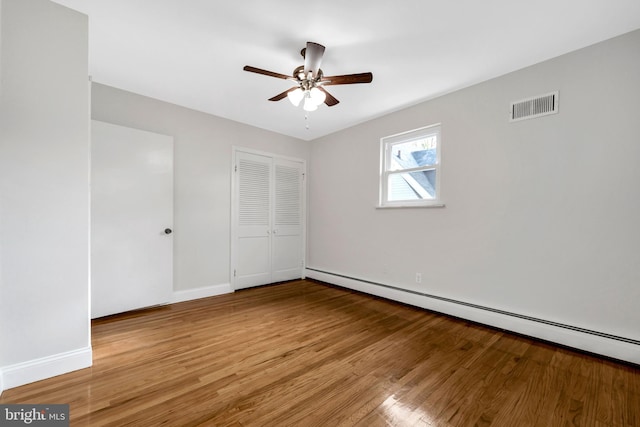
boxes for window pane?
[389,135,437,171]
[388,169,436,201]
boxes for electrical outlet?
[415,273,422,284]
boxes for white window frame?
[378,124,444,208]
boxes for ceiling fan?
[243,41,373,111]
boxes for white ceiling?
[52,0,640,141]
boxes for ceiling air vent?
[510,91,558,122]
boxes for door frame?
[230,146,307,290]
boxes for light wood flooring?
[1,279,639,426]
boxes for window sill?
[376,202,445,209]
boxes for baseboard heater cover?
[305,268,640,364]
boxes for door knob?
[164,228,173,234]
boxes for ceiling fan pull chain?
[305,113,310,130]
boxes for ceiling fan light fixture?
[287,88,304,106]
[309,87,326,105]
[303,94,318,111]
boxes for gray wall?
[307,30,640,356]
[91,83,310,293]
[0,0,91,389]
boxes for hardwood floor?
[2,279,639,426]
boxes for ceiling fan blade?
[303,42,325,78]
[268,87,298,102]
[318,87,339,107]
[243,65,291,80]
[321,72,373,85]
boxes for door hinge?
[234,269,237,277]
[302,172,305,181]
[234,164,237,172]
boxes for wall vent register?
[510,91,558,122]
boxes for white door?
[234,151,272,289]
[91,120,174,318]
[272,158,304,282]
[232,149,305,289]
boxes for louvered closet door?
[235,151,272,289]
[233,150,305,290]
[272,158,304,282]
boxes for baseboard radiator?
[305,268,640,365]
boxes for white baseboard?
[171,283,233,304]
[0,368,4,396]
[1,347,93,391]
[306,268,640,365]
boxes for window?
[379,124,442,208]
